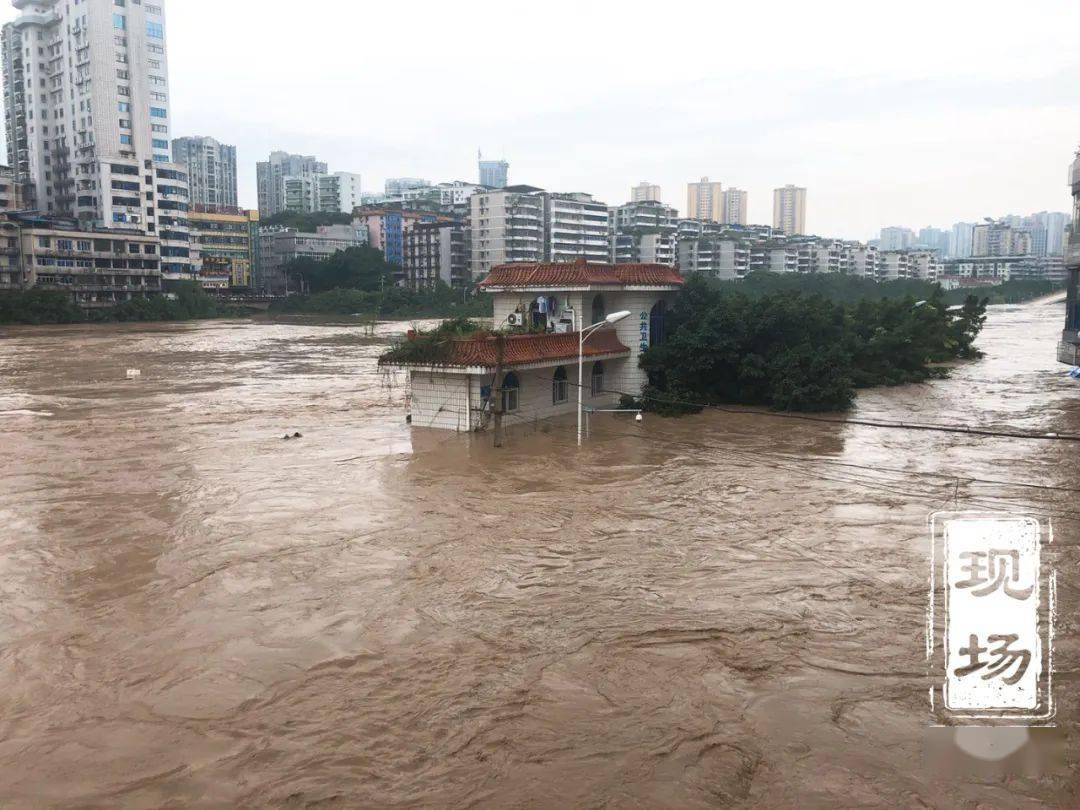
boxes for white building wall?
[409,372,471,431]
[472,364,621,429]
[491,290,664,394]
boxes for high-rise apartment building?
[720,188,748,225]
[402,220,469,290]
[256,151,327,217]
[631,182,661,203]
[972,220,1032,257]
[172,136,237,208]
[469,185,545,279]
[1022,211,1070,256]
[282,171,362,216]
[1,0,194,277]
[610,199,678,266]
[478,158,509,189]
[916,226,950,255]
[352,205,438,271]
[385,177,430,198]
[543,192,609,264]
[949,222,975,258]
[879,226,916,251]
[687,177,723,221]
[772,185,807,235]
[319,172,361,214]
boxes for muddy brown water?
[0,305,1077,808]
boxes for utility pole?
[492,333,505,448]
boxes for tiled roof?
[416,329,630,369]
[480,258,684,288]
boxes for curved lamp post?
[578,310,631,446]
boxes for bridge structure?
[209,294,283,312]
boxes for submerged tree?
[639,275,987,414]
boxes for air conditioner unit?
[507,312,526,327]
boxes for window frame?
[552,366,568,405]
[501,372,520,413]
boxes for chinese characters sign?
[930,513,1054,722]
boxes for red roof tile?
[480,258,683,288]
[404,329,630,369]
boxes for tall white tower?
[2,0,194,278]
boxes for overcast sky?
[3,0,1078,239]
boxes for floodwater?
[0,304,1077,808]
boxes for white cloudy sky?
[3,0,1079,238]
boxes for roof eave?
[482,284,682,293]
[381,350,631,375]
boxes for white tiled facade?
[172,135,237,208]
[407,363,619,431]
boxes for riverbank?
[0,283,242,326]
[268,286,492,319]
[0,285,491,327]
[725,271,1063,306]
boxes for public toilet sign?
[928,512,1055,723]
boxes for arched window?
[552,366,568,404]
[591,294,606,326]
[649,300,666,347]
[501,372,520,413]
[590,361,605,396]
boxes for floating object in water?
[1069,366,1080,379]
[293,432,302,438]
[635,413,644,424]
[126,369,141,379]
[0,409,54,418]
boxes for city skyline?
[0,0,1078,240]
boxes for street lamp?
[579,310,631,446]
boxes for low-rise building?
[943,254,1061,285]
[257,222,367,295]
[0,212,161,307]
[0,163,23,213]
[381,259,683,431]
[190,206,260,289]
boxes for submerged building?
[381,259,683,431]
[1060,149,1080,365]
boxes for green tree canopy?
[261,211,352,231]
[638,275,988,413]
[288,246,395,294]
